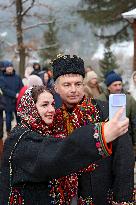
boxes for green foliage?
[80,0,136,25]
[39,17,60,64]
[78,0,136,43]
[99,45,119,77]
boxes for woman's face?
[36,91,55,125]
[88,78,98,86]
[44,73,49,82]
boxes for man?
[30,62,41,76]
[97,70,136,156]
[51,55,135,205]
[0,61,23,137]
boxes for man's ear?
[54,83,58,93]
[107,86,110,92]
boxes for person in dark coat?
[0,61,23,137]
[52,54,135,204]
[0,61,5,76]
[38,70,62,109]
[0,88,5,161]
[0,61,5,159]
[30,62,41,76]
[0,85,130,205]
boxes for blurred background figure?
[30,62,41,76]
[38,70,55,89]
[84,70,103,98]
[85,65,93,73]
[0,88,5,161]
[97,70,136,157]
[129,71,136,101]
[22,66,34,85]
[0,61,6,160]
[38,71,51,88]
[0,61,5,76]
[0,61,23,137]
[16,74,43,109]
[38,69,62,109]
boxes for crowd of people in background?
[0,59,63,160]
[0,54,135,205]
[0,58,135,161]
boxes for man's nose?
[117,85,122,90]
[71,85,76,92]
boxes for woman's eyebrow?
[42,100,49,103]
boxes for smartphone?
[109,94,126,121]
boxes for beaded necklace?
[53,97,100,135]
[50,97,100,205]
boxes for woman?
[84,71,103,98]
[38,70,62,109]
[0,86,131,205]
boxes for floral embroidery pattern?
[93,123,111,157]
[8,188,24,205]
[50,97,103,204]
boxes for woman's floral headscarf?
[17,87,97,205]
[17,87,79,204]
[17,87,52,135]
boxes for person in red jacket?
[16,74,43,109]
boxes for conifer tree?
[39,16,60,64]
[99,45,119,77]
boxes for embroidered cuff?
[94,123,112,157]
[101,122,112,155]
[108,188,135,205]
[112,201,134,205]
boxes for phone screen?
[109,94,126,120]
[112,94,126,106]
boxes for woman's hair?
[31,85,52,103]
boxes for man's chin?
[114,91,121,94]
[67,99,80,105]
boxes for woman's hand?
[104,108,129,143]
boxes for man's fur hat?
[52,54,85,81]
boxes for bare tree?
[15,0,30,77]
[0,0,54,77]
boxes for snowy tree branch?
[22,0,35,16]
[38,43,58,50]
[23,21,54,30]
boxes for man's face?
[6,66,14,75]
[55,74,84,107]
[108,81,122,94]
[34,64,40,70]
